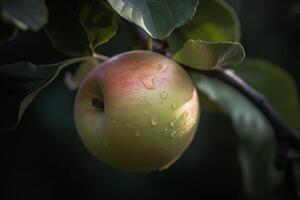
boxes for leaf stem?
[93,53,109,61]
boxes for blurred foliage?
[0,20,17,45]
[46,0,117,56]
[191,72,283,198]
[1,0,48,31]
[230,58,300,132]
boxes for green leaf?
[64,58,99,90]
[229,58,300,132]
[191,72,283,198]
[169,0,241,53]
[46,0,117,56]
[1,0,48,31]
[0,57,88,132]
[0,20,17,45]
[174,39,245,70]
[108,0,198,39]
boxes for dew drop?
[183,121,188,127]
[146,96,154,105]
[150,117,157,126]
[172,103,178,109]
[182,111,189,119]
[156,64,163,71]
[160,92,168,99]
[140,76,155,89]
[125,122,131,128]
[169,121,175,127]
[170,131,176,138]
[164,128,169,132]
[162,66,168,72]
[135,130,141,137]
[179,130,185,137]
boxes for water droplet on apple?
[125,122,131,128]
[150,117,157,126]
[160,92,168,99]
[140,76,155,89]
[156,64,163,71]
[183,121,188,127]
[169,121,175,127]
[146,96,154,105]
[181,111,189,119]
[162,66,168,72]
[135,130,141,137]
[172,103,178,109]
[170,131,176,138]
[179,130,185,137]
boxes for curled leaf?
[174,39,245,70]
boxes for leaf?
[169,0,240,53]
[229,58,300,132]
[0,57,88,132]
[0,19,17,45]
[46,0,117,56]
[173,39,245,70]
[1,0,48,31]
[64,58,99,90]
[108,0,198,39]
[191,72,283,198]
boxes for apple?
[74,50,200,173]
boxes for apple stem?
[93,53,109,61]
[126,22,300,199]
[147,35,153,51]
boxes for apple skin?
[74,50,200,173]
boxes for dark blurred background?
[0,0,299,199]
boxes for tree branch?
[196,68,300,150]
[127,22,300,150]
[126,22,300,198]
